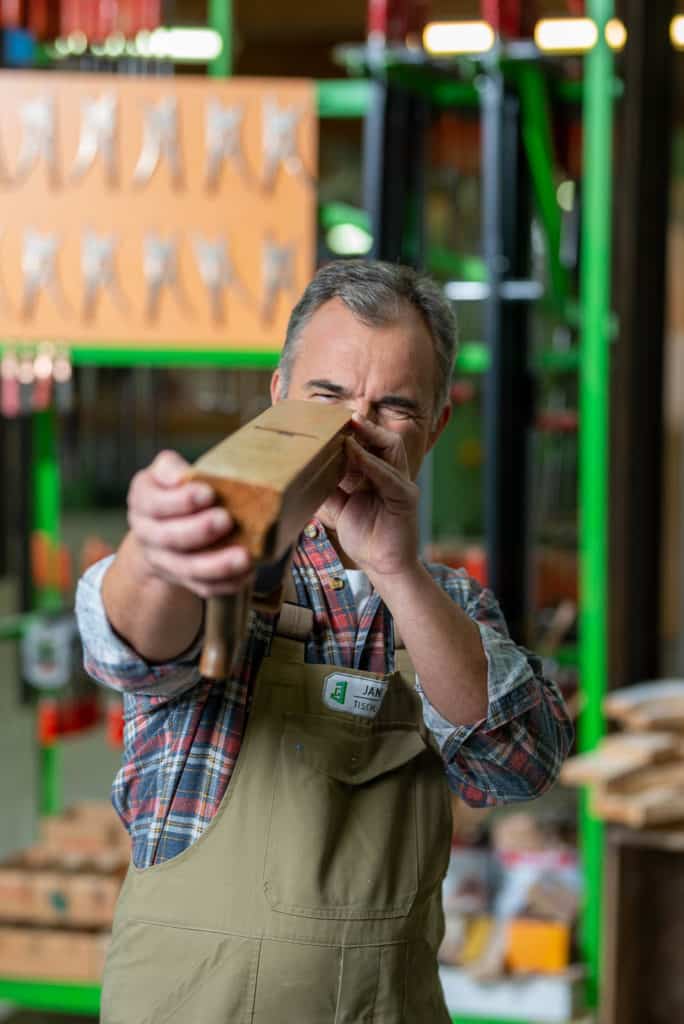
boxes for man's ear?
[426,402,452,455]
[270,369,283,404]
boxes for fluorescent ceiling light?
[423,21,496,56]
[605,18,627,51]
[151,27,223,62]
[671,16,684,50]
[534,18,599,54]
[326,224,373,257]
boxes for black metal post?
[609,0,675,688]
[363,81,429,267]
[480,70,533,643]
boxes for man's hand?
[318,416,420,579]
[318,417,488,723]
[101,450,253,662]
[127,450,253,599]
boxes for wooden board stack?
[562,681,684,828]
[0,801,129,982]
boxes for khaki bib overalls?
[101,597,453,1023]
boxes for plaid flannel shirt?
[76,520,573,869]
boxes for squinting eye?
[379,406,413,420]
[312,393,339,402]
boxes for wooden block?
[625,703,684,732]
[188,399,352,561]
[506,919,571,974]
[604,680,684,731]
[188,400,352,679]
[561,731,681,786]
[593,762,684,828]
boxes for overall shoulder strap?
[275,569,313,642]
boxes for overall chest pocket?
[263,713,432,921]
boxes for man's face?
[270,296,450,482]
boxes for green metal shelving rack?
[0,1,615,1019]
[0,979,100,1017]
[577,0,614,1006]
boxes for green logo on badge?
[330,680,348,705]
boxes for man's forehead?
[298,298,431,354]
[288,299,434,393]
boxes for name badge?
[322,672,387,719]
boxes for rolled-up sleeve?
[418,566,574,806]
[75,556,202,702]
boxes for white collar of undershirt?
[344,569,373,618]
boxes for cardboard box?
[40,801,130,856]
[0,926,109,981]
[0,852,124,928]
[22,843,128,873]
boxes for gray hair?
[278,260,457,426]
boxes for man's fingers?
[350,415,409,473]
[318,488,348,527]
[347,438,416,505]
[351,414,395,450]
[149,450,192,487]
[337,461,366,496]
[188,572,256,600]
[129,506,234,553]
[145,543,252,585]
[129,473,218,520]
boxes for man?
[77,260,572,1023]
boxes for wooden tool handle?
[200,582,253,680]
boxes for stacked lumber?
[562,681,684,828]
[0,801,129,982]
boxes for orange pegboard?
[0,71,317,353]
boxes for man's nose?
[347,398,377,422]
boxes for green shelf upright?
[578,0,615,1009]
